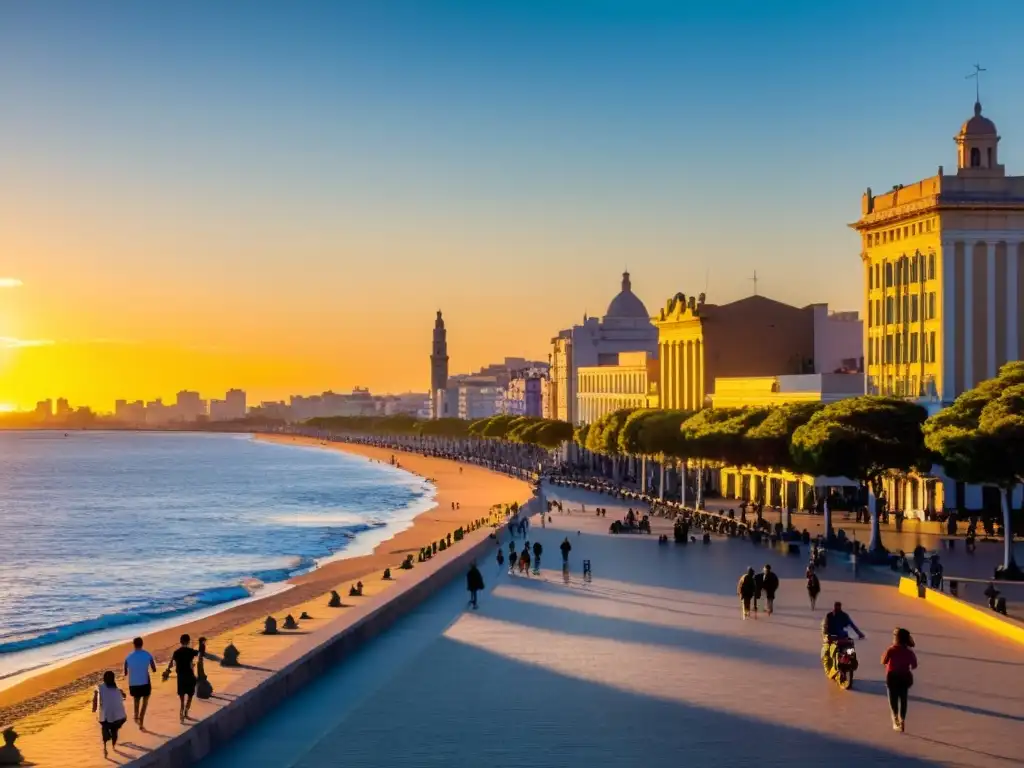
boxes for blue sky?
[2,1,1023,400]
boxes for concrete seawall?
[132,497,535,768]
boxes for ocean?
[0,431,433,681]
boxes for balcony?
[865,374,939,403]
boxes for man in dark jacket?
[467,562,485,609]
[737,568,756,620]
[560,537,572,565]
[532,541,543,571]
[762,564,780,616]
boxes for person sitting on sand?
[92,670,128,758]
[163,634,199,723]
[124,636,156,730]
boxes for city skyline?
[3,2,1024,409]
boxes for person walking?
[519,546,531,576]
[508,542,518,575]
[163,634,199,723]
[123,636,156,730]
[496,548,505,572]
[737,567,756,620]
[532,540,543,571]
[752,567,765,616]
[560,537,572,565]
[762,564,779,616]
[806,566,821,610]
[92,670,128,758]
[882,628,918,732]
[466,562,485,609]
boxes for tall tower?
[430,310,449,418]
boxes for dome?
[961,102,997,136]
[604,272,650,320]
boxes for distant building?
[115,399,146,424]
[576,351,659,424]
[34,399,52,420]
[457,379,504,420]
[548,272,659,425]
[383,392,430,417]
[502,369,548,418]
[652,293,861,411]
[710,373,866,409]
[430,310,450,419]
[55,398,71,418]
[225,389,247,419]
[145,399,171,425]
[174,390,207,422]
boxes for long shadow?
[918,650,1024,667]
[855,679,1024,723]
[287,636,944,768]
[907,734,1024,764]
[484,590,816,670]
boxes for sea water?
[0,431,433,680]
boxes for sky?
[2,1,1024,410]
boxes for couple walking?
[737,564,779,619]
[92,633,209,757]
[92,636,157,757]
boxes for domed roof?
[961,102,997,136]
[604,272,650,320]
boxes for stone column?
[1008,243,1019,363]
[987,241,997,379]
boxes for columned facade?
[853,99,1024,516]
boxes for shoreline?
[0,434,531,736]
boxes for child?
[92,670,127,758]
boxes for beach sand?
[0,435,531,753]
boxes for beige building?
[853,99,1024,404]
[576,351,659,425]
[710,373,865,409]
[547,272,659,424]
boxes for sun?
[0,403,17,413]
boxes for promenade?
[199,483,1024,768]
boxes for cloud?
[0,278,23,288]
[0,337,54,349]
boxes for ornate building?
[853,99,1024,405]
[547,272,659,424]
[429,310,449,419]
[652,293,847,412]
[576,351,659,425]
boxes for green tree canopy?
[792,396,928,552]
[617,409,657,456]
[744,402,823,472]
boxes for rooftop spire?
[621,271,631,292]
[966,63,987,105]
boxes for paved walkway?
[199,484,1024,768]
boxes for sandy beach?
[0,435,532,744]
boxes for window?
[886,334,893,363]
[886,263,893,287]
[903,226,909,238]
[930,332,936,363]
[867,302,873,326]
[928,292,936,320]
[869,267,874,290]
[928,253,936,279]
[911,295,919,322]
[895,296,901,323]
[910,333,918,363]
[875,263,881,287]
[868,340,874,365]
[895,335,901,364]
[910,256,918,283]
[987,147,993,167]
[971,147,981,167]
[902,295,909,324]
[886,297,894,323]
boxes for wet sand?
[0,435,531,735]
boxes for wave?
[1,576,279,656]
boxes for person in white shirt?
[92,670,127,758]
[124,636,157,730]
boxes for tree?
[744,402,824,528]
[636,410,691,501]
[924,362,1024,575]
[791,396,928,555]
[532,419,575,450]
[480,414,517,439]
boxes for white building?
[457,379,504,420]
[548,272,659,424]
